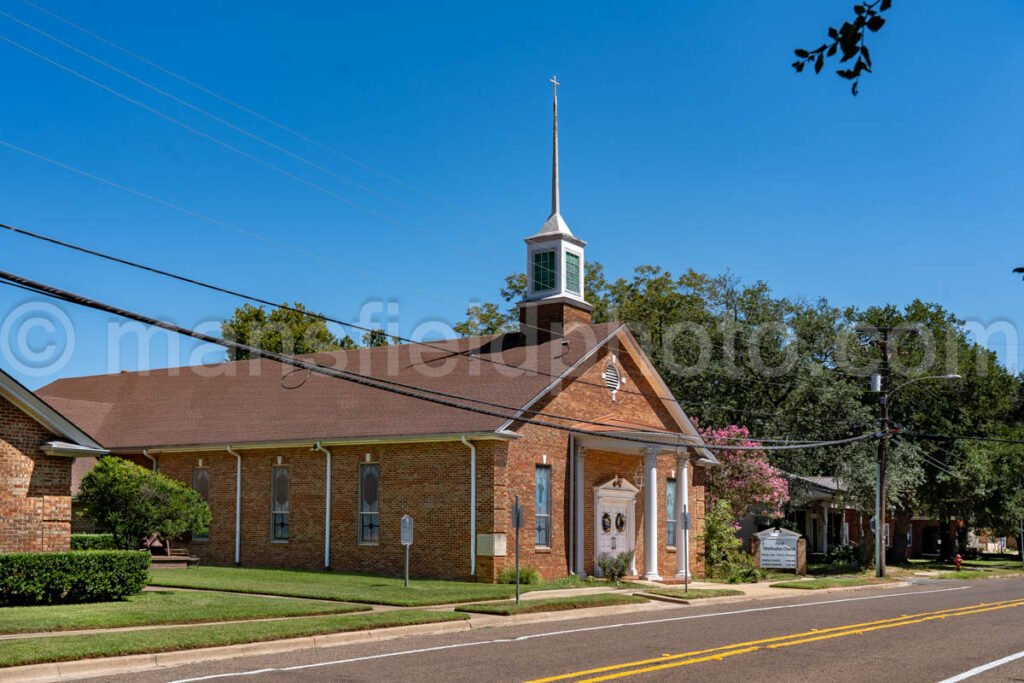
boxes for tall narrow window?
[533,251,556,291]
[666,478,676,547]
[192,468,210,541]
[565,252,581,294]
[535,465,552,547]
[359,463,380,544]
[271,466,289,541]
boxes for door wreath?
[601,513,612,532]
[615,513,626,532]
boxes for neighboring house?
[37,94,717,582]
[0,368,107,553]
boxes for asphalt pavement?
[79,577,1024,683]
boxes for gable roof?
[36,322,711,457]
[0,367,107,454]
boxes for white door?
[597,500,629,559]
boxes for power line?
[0,219,802,422]
[17,0,458,211]
[0,269,878,453]
[0,8,416,214]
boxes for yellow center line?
[524,598,1024,683]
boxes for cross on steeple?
[550,75,560,90]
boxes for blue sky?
[1,0,1022,389]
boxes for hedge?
[0,551,151,606]
[70,534,116,551]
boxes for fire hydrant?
[954,554,963,571]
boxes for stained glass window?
[360,463,380,544]
[666,478,676,547]
[271,466,289,541]
[535,465,552,547]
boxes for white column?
[574,443,586,577]
[643,448,662,581]
[823,502,829,555]
[675,453,690,579]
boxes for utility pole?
[874,328,892,579]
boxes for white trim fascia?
[139,431,516,455]
[40,441,108,458]
[495,324,625,433]
[0,370,104,450]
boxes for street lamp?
[869,372,961,577]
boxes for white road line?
[937,649,1024,683]
[167,586,971,683]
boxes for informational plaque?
[759,532,798,569]
[400,515,414,546]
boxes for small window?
[535,465,552,547]
[533,251,556,291]
[565,252,581,294]
[271,466,289,541]
[193,468,210,541]
[359,463,380,544]
[666,478,676,547]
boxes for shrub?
[497,565,542,585]
[702,499,742,569]
[597,551,634,585]
[71,533,116,551]
[825,544,861,567]
[77,456,211,549]
[0,551,150,606]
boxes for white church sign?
[755,527,800,570]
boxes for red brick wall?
[0,395,72,552]
[155,439,507,580]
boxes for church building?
[36,81,717,582]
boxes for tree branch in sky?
[792,0,892,96]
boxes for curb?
[0,580,913,683]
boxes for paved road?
[83,578,1024,683]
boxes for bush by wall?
[70,534,116,551]
[0,551,150,606]
[497,565,542,585]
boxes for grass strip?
[148,567,517,606]
[0,610,468,668]
[935,569,1023,580]
[770,577,896,590]
[455,593,647,616]
[0,590,366,635]
[640,588,744,601]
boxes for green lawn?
[0,590,367,635]
[148,567,519,606]
[935,568,1023,580]
[455,593,647,616]
[640,588,744,601]
[0,610,468,668]
[770,577,896,590]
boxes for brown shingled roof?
[37,323,624,451]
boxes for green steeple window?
[565,252,581,294]
[533,251,556,291]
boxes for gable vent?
[602,363,621,400]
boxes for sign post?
[400,515,414,588]
[512,495,523,605]
[681,504,690,593]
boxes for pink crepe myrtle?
[701,424,789,519]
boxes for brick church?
[17,82,717,582]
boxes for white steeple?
[521,76,589,308]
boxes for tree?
[702,425,789,519]
[76,457,211,550]
[362,329,392,347]
[792,0,893,96]
[221,303,354,361]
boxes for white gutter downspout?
[227,446,241,565]
[314,442,332,569]
[460,435,477,576]
[141,449,157,472]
